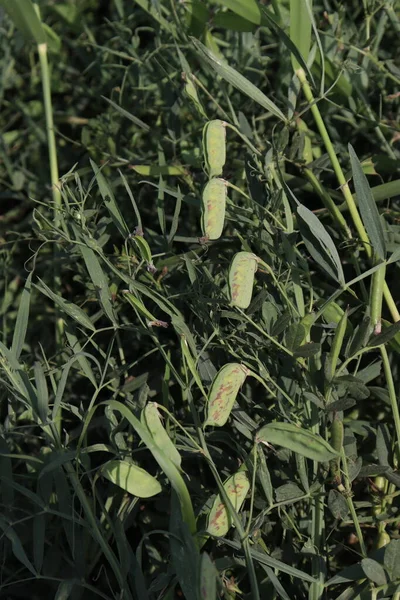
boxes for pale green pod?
[257,422,339,463]
[143,402,182,469]
[228,251,258,309]
[203,119,226,178]
[206,471,250,537]
[101,459,162,498]
[201,177,227,240]
[205,363,248,427]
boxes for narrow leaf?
[290,0,313,72]
[191,37,286,122]
[34,279,95,331]
[90,160,129,239]
[11,272,32,359]
[297,204,345,285]
[0,0,46,45]
[348,144,386,260]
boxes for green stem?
[381,345,400,462]
[340,448,367,557]
[296,68,400,323]
[370,262,386,334]
[37,43,61,225]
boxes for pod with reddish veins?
[228,251,259,309]
[205,362,248,427]
[206,471,250,537]
[201,177,227,240]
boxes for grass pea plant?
[1,0,400,598]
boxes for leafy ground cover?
[1,1,400,598]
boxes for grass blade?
[34,278,96,331]
[191,37,286,122]
[90,160,129,239]
[290,0,313,72]
[348,144,386,260]
[0,0,46,44]
[297,204,345,285]
[11,272,32,360]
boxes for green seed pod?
[228,251,259,309]
[203,119,226,178]
[101,459,162,498]
[143,403,182,469]
[206,471,250,537]
[205,363,248,427]
[201,177,227,240]
[257,422,339,463]
[376,531,390,548]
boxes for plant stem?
[296,68,400,323]
[37,43,61,225]
[370,262,386,333]
[381,345,400,462]
[340,448,367,557]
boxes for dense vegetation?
[1,1,400,598]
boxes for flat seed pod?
[206,471,250,537]
[205,363,248,427]
[228,251,259,309]
[203,119,226,178]
[257,422,339,463]
[101,459,162,498]
[201,177,227,240]
[143,402,182,469]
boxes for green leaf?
[102,460,162,498]
[211,0,262,25]
[90,160,130,239]
[275,482,303,502]
[11,272,32,360]
[222,538,318,583]
[54,580,75,600]
[213,11,256,32]
[257,422,338,462]
[290,0,313,72]
[367,320,400,347]
[191,38,286,122]
[33,361,49,422]
[384,539,400,580]
[348,144,386,260]
[361,558,387,586]
[0,516,36,576]
[77,242,117,326]
[34,278,95,331]
[297,204,345,285]
[0,0,46,45]
[328,489,349,520]
[102,96,150,131]
[169,491,201,600]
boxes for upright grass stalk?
[37,42,62,225]
[296,68,400,323]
